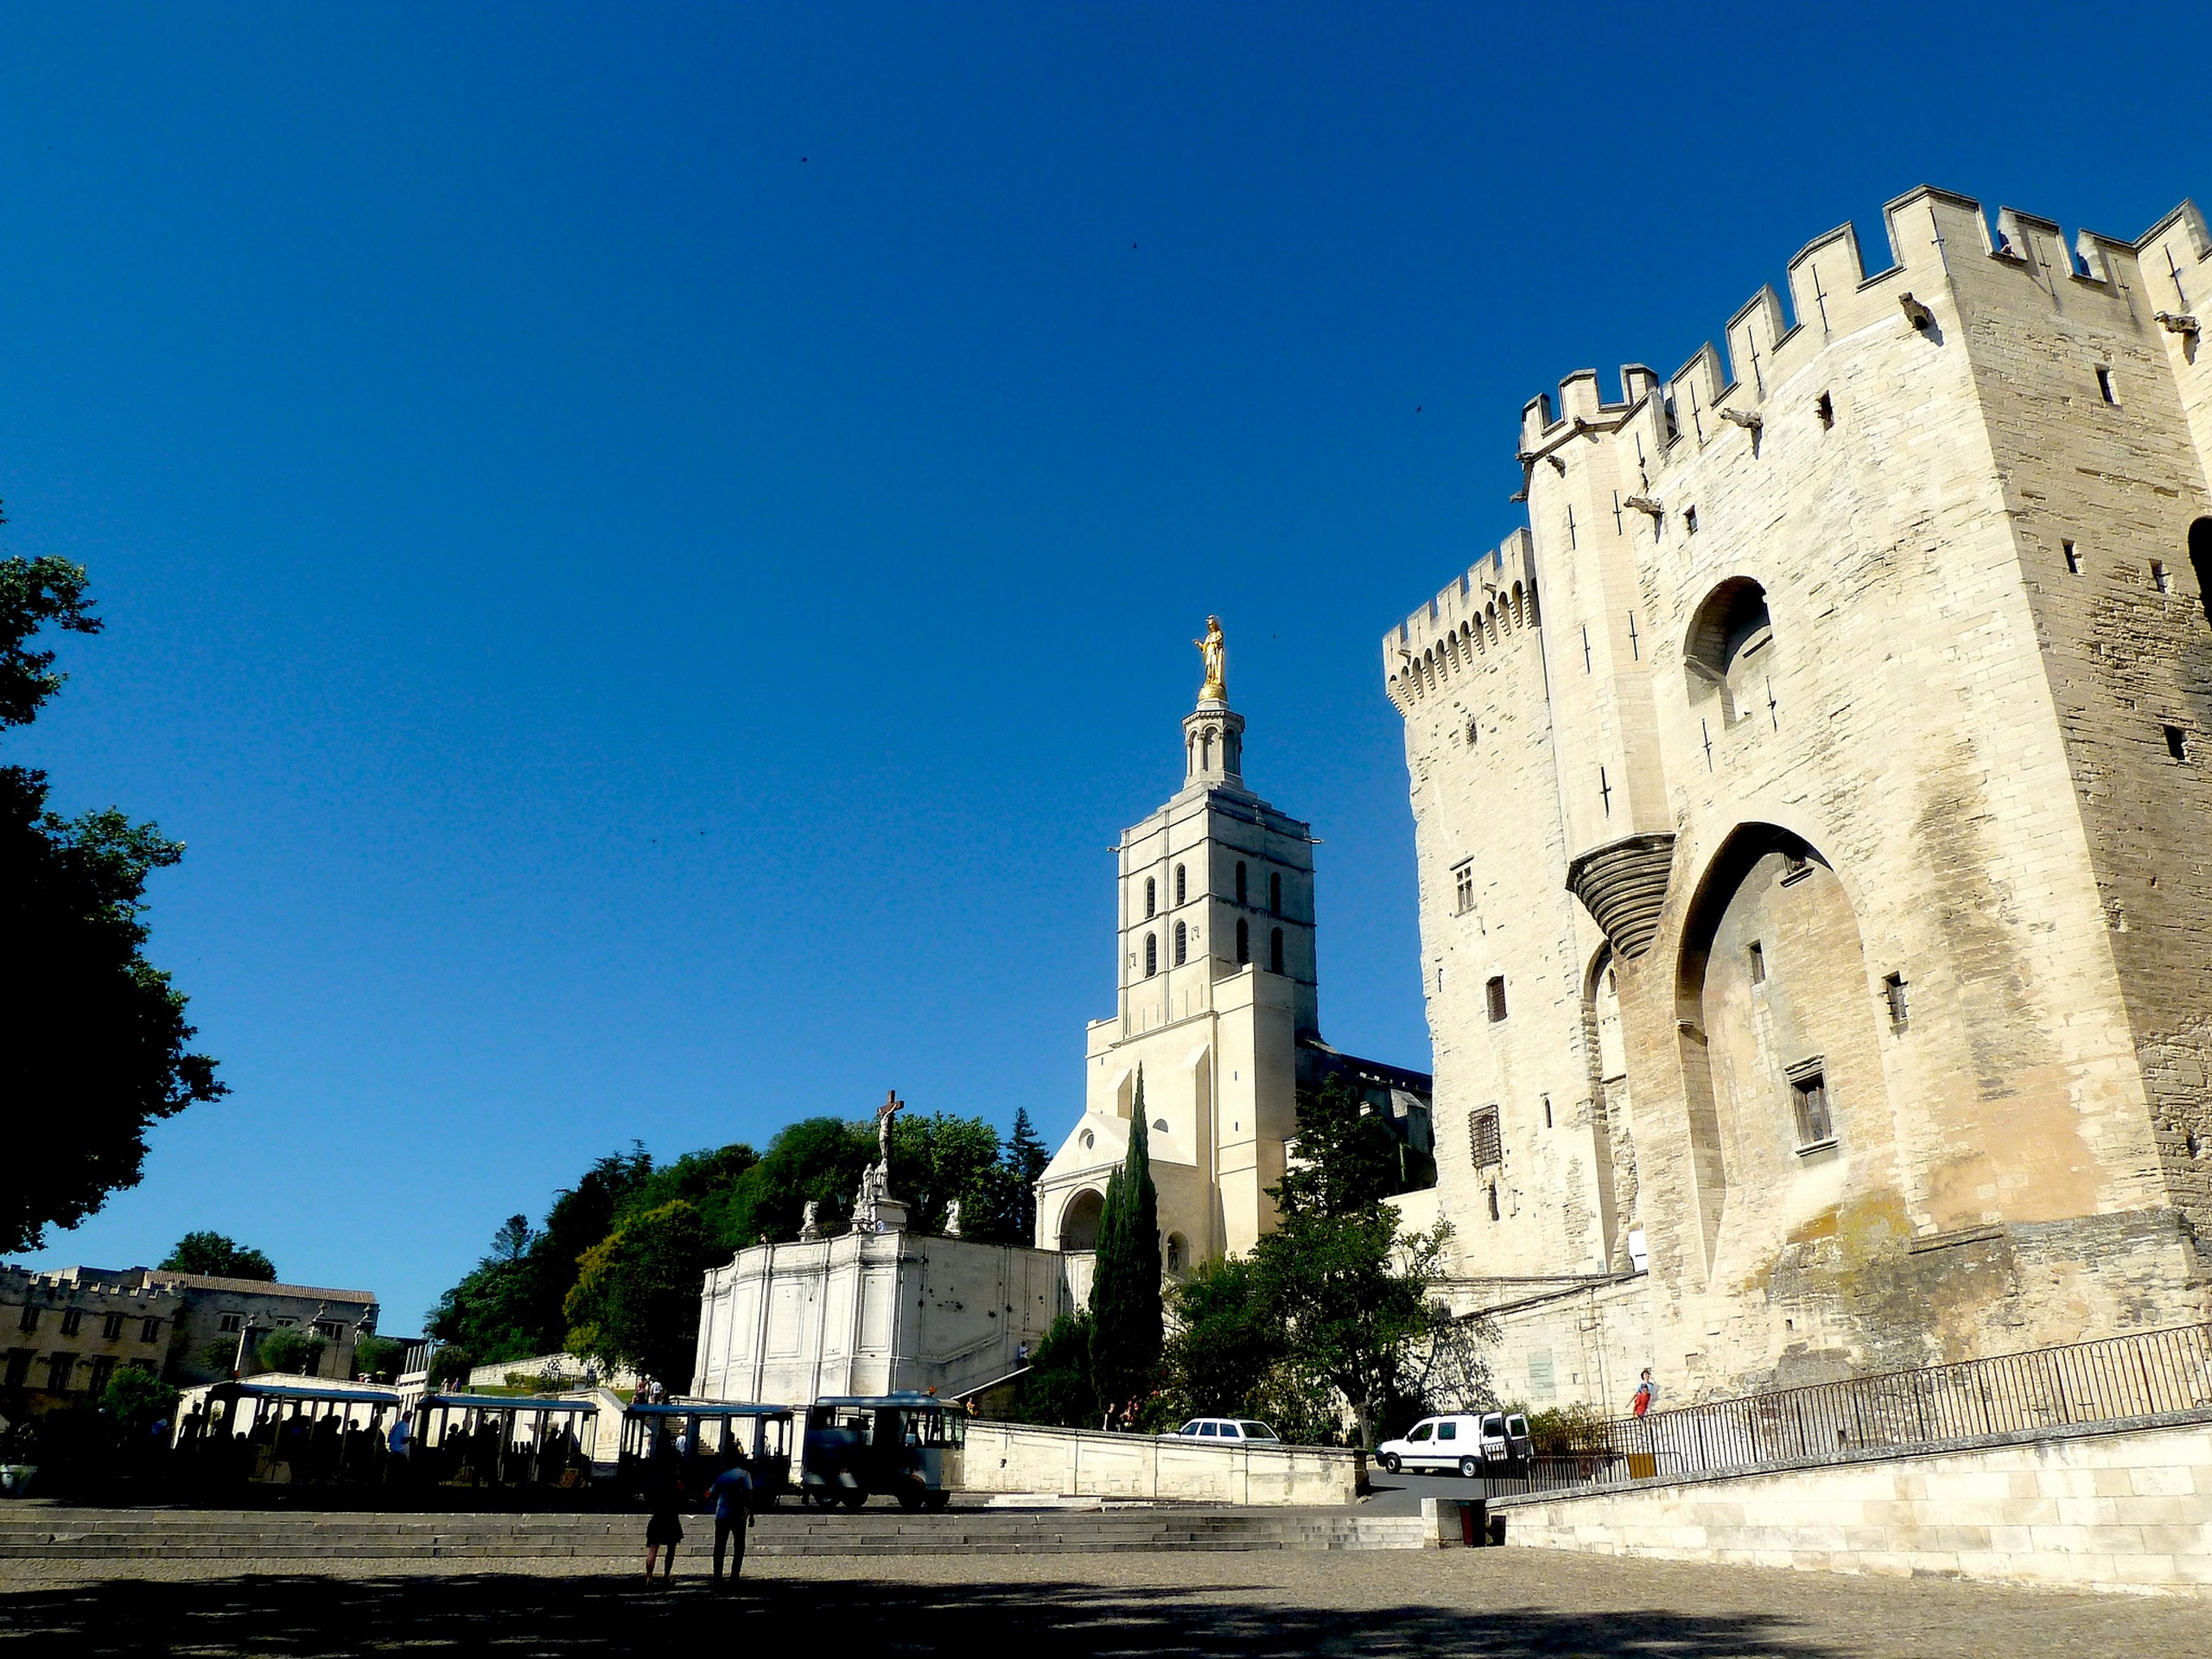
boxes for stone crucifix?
[874,1090,906,1173]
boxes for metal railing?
[1478,1322,2212,1497]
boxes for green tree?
[1,550,225,1254]
[253,1326,327,1376]
[1089,1077,1161,1415]
[160,1231,276,1281]
[352,1336,411,1382]
[428,1345,475,1387]
[563,1198,716,1388]
[102,1363,180,1438]
[518,1147,656,1349]
[891,1110,1020,1241]
[1162,1254,1281,1419]
[1003,1107,1050,1241]
[1008,1312,1097,1427]
[489,1214,535,1262]
[1275,1073,1400,1217]
[716,1117,875,1244]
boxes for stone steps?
[0,1504,1421,1560]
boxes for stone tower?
[1386,186,2212,1406]
[1034,626,1324,1266]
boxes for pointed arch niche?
[1675,823,1888,1275]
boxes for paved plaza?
[7,1545,2212,1656]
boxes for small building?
[1,1263,380,1410]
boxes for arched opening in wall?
[1200,730,1213,770]
[2190,518,2212,626]
[1583,944,1635,1271]
[1684,577,1775,728]
[1236,918,1250,963]
[1058,1188,1105,1252]
[1269,872,1282,914]
[1176,864,1188,906]
[1174,921,1188,966]
[1145,878,1157,918]
[1236,861,1248,906]
[1144,934,1158,977]
[1675,823,1887,1275]
[1164,1232,1190,1276]
[1270,927,1285,975]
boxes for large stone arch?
[1056,1187,1106,1252]
[1675,822,1888,1275]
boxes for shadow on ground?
[1,1571,1838,1656]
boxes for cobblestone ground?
[6,1548,2212,1656]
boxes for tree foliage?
[1003,1107,1050,1241]
[1008,1312,1097,1428]
[254,1327,327,1376]
[160,1231,276,1281]
[101,1363,178,1437]
[0,548,225,1253]
[352,1335,412,1382]
[1089,1077,1162,1414]
[563,1198,714,1388]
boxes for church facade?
[1388,185,2212,1407]
[1037,625,1433,1267]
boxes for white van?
[1376,1411,1533,1477]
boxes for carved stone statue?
[874,1090,906,1170]
[1193,615,1227,702]
[944,1198,963,1239]
[798,1199,822,1242]
[852,1162,884,1230]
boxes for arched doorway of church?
[1057,1187,1105,1252]
[1675,823,1888,1270]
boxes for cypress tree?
[1089,1069,1163,1420]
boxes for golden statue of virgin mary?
[1193,616,1227,702]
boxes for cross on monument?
[875,1090,906,1169]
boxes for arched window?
[1269,872,1282,914]
[1269,927,1285,975]
[1175,864,1187,906]
[1173,921,1187,966]
[1685,577,1774,727]
[1236,918,1249,963]
[2191,518,2212,626]
[1144,933,1158,977]
[1235,861,1248,906]
[1145,878,1156,918]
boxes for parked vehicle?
[801,1393,963,1510]
[1173,1418,1280,1443]
[1478,1410,1533,1469]
[620,1402,793,1509]
[1373,1413,1486,1477]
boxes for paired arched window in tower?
[1175,864,1187,906]
[1144,877,1156,919]
[1236,918,1249,964]
[1269,872,1282,915]
[1173,921,1188,966]
[1144,933,1158,977]
[1269,927,1285,975]
[1235,861,1247,905]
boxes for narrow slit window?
[2096,364,2118,404]
[1684,507,1699,535]
[1815,391,1834,429]
[2152,560,2171,594]
[1174,864,1187,906]
[1485,976,1508,1022]
[1884,973,1909,1030]
[1235,861,1247,906]
[1173,921,1187,966]
[2063,540,2082,575]
[1144,878,1156,918]
[1747,941,1765,984]
[1269,927,1284,975]
[1236,918,1249,964]
[1144,934,1158,977]
[2165,724,2189,762]
[1487,1185,1501,1221]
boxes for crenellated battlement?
[1383,529,1541,710]
[1517,185,2201,467]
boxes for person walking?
[1631,1369,1655,1418]
[642,1427,684,1586]
[706,1459,754,1592]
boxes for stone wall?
[1496,1410,2212,1598]
[958,1421,1363,1506]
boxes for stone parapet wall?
[1495,1410,2212,1598]
[958,1421,1363,1506]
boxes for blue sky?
[4,3,2200,1332]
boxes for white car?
[1375,1411,1531,1477]
[1174,1418,1281,1443]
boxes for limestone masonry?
[1387,184,2212,1405]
